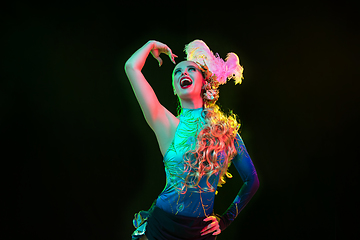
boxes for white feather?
[185,40,244,86]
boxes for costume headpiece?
[184,40,244,106]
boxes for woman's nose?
[181,70,189,75]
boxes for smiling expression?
[172,61,205,100]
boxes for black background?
[2,1,356,239]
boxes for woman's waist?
[156,190,215,217]
[146,205,217,240]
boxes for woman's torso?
[155,108,222,218]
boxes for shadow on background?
[2,1,355,239]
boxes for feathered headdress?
[184,40,244,106]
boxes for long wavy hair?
[181,103,240,193]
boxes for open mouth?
[180,77,193,89]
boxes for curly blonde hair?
[182,104,240,193]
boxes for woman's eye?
[189,67,196,71]
[174,70,181,75]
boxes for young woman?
[125,40,259,240]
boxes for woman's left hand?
[201,216,221,236]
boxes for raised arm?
[124,41,179,155]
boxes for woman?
[125,40,259,240]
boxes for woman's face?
[172,61,205,101]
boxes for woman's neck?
[180,97,203,109]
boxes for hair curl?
[181,105,240,193]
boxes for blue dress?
[132,108,259,239]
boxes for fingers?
[213,228,221,235]
[151,41,177,66]
[158,52,176,66]
[201,217,221,236]
[150,48,163,67]
[165,47,177,64]
[159,44,177,64]
[200,222,221,236]
[169,53,177,64]
[156,57,163,67]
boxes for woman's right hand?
[149,40,178,66]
